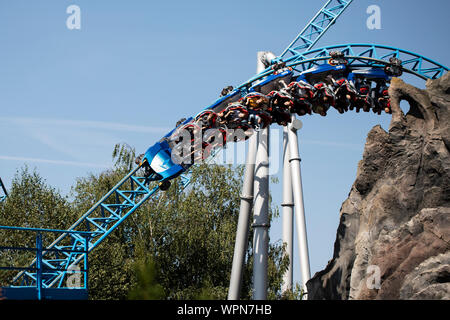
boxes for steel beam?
[287,115,311,294]
[281,127,294,293]
[228,134,257,300]
[252,52,271,300]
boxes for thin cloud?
[0,155,110,169]
[0,116,171,134]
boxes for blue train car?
[296,63,348,83]
[140,88,245,190]
[143,63,383,190]
[348,68,391,82]
[140,117,195,189]
[142,139,186,189]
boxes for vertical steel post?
[282,127,294,293]
[287,115,311,294]
[252,51,270,300]
[228,134,257,300]
[36,233,43,300]
[84,235,89,290]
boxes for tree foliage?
[0,143,294,300]
[0,166,77,286]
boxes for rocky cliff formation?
[306,73,450,300]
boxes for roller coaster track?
[3,0,448,295]
[241,44,449,88]
[11,165,159,288]
[10,152,218,289]
[285,44,448,80]
[280,0,354,57]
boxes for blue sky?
[0,0,448,288]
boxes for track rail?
[11,149,218,288]
[280,0,354,57]
[240,44,448,89]
[12,165,160,288]
[284,44,449,80]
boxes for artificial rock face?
[306,73,450,300]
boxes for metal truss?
[0,226,91,299]
[284,44,449,80]
[239,44,448,89]
[10,148,219,289]
[280,0,353,58]
[11,165,161,288]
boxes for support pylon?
[287,115,311,295]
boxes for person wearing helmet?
[268,90,293,126]
[312,82,335,116]
[332,78,357,114]
[353,78,374,113]
[374,83,391,114]
[217,103,249,129]
[240,92,270,111]
[287,80,314,116]
[241,92,272,128]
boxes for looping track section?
[243,44,448,87]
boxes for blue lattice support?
[12,165,161,288]
[283,44,449,80]
[280,0,353,58]
[238,44,448,89]
[0,226,91,293]
[11,148,220,289]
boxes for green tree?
[127,253,164,300]
[69,144,137,299]
[70,143,289,299]
[0,143,291,300]
[0,166,76,230]
[0,166,77,286]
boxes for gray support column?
[252,126,269,300]
[228,134,257,300]
[252,51,271,300]
[281,127,294,293]
[287,115,311,294]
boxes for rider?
[287,80,314,116]
[217,103,249,129]
[384,57,403,77]
[240,92,272,129]
[221,85,234,97]
[311,82,335,116]
[374,83,391,114]
[331,77,357,114]
[195,111,217,131]
[268,89,293,126]
[353,78,373,113]
[241,92,270,111]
